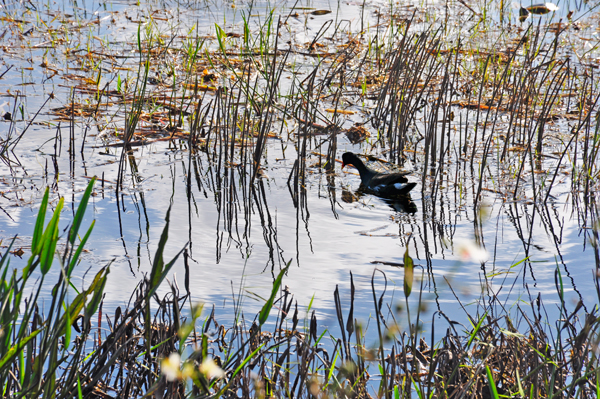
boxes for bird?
[341,152,416,197]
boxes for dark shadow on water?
[383,196,418,214]
[341,187,418,215]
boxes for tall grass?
[0,178,101,396]
[0,177,187,397]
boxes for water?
[1,0,599,345]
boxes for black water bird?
[341,152,416,197]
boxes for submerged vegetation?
[1,0,600,396]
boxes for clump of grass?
[0,178,103,396]
[0,177,187,397]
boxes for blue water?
[0,0,598,347]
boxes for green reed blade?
[67,220,95,277]
[486,364,499,399]
[31,188,49,256]
[39,197,64,275]
[259,261,290,326]
[68,177,96,245]
[0,328,42,371]
[404,244,414,298]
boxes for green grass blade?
[0,328,42,371]
[39,197,64,275]
[403,244,414,298]
[412,377,424,399]
[64,303,71,351]
[85,268,109,320]
[325,350,339,387]
[149,206,172,294]
[516,369,525,397]
[68,177,96,245]
[77,375,83,399]
[486,364,499,399]
[67,220,95,277]
[466,311,488,349]
[31,188,49,255]
[215,343,265,397]
[259,261,290,326]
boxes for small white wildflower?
[161,353,181,381]
[454,239,488,263]
[199,357,225,380]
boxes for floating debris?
[311,9,332,15]
[519,2,559,21]
[325,108,355,115]
[344,124,370,144]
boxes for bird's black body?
[342,152,416,197]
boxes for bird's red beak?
[342,162,346,168]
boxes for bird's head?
[341,152,354,169]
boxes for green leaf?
[1,239,15,276]
[179,303,203,349]
[58,266,110,334]
[202,332,208,359]
[64,305,71,351]
[69,177,96,245]
[486,364,499,399]
[411,377,424,399]
[403,245,414,298]
[31,188,50,255]
[77,375,83,399]
[67,220,95,277]
[85,267,110,320]
[259,261,290,326]
[178,323,194,350]
[516,369,525,397]
[0,328,42,371]
[219,343,264,393]
[149,206,171,292]
[466,311,488,349]
[556,264,564,304]
[39,197,64,275]
[147,207,186,299]
[24,189,50,277]
[325,351,339,387]
[19,348,25,387]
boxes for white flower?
[454,239,488,263]
[199,357,225,379]
[161,353,181,381]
